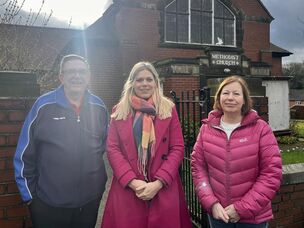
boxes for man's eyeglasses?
[62,69,89,77]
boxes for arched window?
[165,0,236,46]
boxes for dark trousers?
[29,197,101,228]
[208,215,268,228]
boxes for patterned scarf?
[131,95,156,180]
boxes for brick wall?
[163,76,200,98]
[0,98,34,228]
[271,57,283,76]
[270,183,304,228]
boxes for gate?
[170,87,211,228]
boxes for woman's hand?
[211,202,230,223]
[225,204,240,223]
[136,180,163,201]
[128,179,147,195]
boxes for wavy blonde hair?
[112,62,174,120]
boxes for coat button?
[162,137,167,142]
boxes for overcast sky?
[261,0,304,64]
[14,0,111,28]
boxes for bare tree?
[283,62,304,89]
[0,0,57,85]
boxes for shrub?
[276,135,298,144]
[180,119,201,146]
[290,120,304,138]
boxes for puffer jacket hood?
[191,110,282,224]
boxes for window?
[165,0,236,46]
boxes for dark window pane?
[214,18,223,45]
[224,20,234,45]
[177,14,189,42]
[223,7,234,19]
[166,0,177,13]
[214,0,223,17]
[191,11,201,43]
[202,12,212,44]
[165,14,177,42]
[202,0,212,11]
[177,0,188,13]
[191,0,201,9]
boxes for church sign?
[210,52,241,66]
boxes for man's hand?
[211,202,230,223]
[136,180,163,201]
[225,204,240,223]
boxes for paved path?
[95,154,112,228]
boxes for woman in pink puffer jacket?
[191,76,282,228]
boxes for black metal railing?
[171,88,211,228]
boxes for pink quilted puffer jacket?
[191,110,282,224]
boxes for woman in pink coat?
[191,76,282,228]
[101,62,191,228]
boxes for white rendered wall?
[262,80,290,131]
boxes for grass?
[279,140,304,165]
[281,151,304,165]
[278,120,304,165]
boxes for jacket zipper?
[212,125,241,204]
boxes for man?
[14,54,108,228]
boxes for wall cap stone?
[282,163,304,185]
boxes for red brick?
[276,215,294,226]
[287,222,304,228]
[274,210,286,219]
[0,99,26,110]
[7,135,19,146]
[24,217,33,228]
[8,111,26,122]
[0,171,15,182]
[0,209,4,219]
[0,112,7,121]
[279,201,294,210]
[279,185,294,193]
[0,124,22,134]
[0,184,6,194]
[291,191,304,200]
[293,198,304,207]
[0,136,6,146]
[293,209,304,222]
[295,183,304,191]
[268,220,277,228]
[0,219,24,228]
[0,160,6,170]
[0,194,22,207]
[282,193,290,202]
[7,183,19,194]
[0,147,15,158]
[5,159,14,170]
[6,206,29,218]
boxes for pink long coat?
[101,107,192,228]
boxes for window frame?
[164,0,236,47]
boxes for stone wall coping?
[282,163,304,185]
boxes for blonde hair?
[213,75,252,115]
[112,62,174,120]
